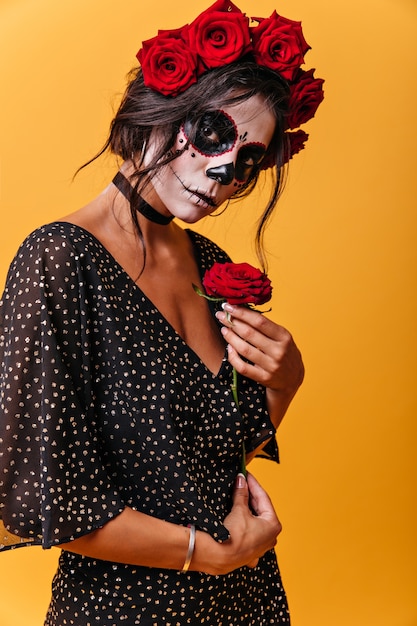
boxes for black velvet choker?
[112,171,174,226]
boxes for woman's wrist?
[188,528,230,576]
[265,385,298,429]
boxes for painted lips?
[191,189,217,207]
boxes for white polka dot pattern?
[0,222,288,623]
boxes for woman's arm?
[58,472,281,576]
[215,303,304,461]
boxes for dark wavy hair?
[79,59,290,271]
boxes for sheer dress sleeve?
[0,227,125,551]
[237,374,279,463]
[187,230,280,464]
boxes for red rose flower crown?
[136,0,324,163]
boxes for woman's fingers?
[232,471,276,519]
[220,472,282,573]
[231,472,250,509]
[247,473,280,526]
[217,304,285,350]
[220,303,280,335]
[216,306,304,392]
[216,305,294,362]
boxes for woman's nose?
[206,162,235,186]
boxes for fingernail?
[215,311,225,320]
[222,302,234,312]
[236,473,246,488]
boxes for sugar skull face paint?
[234,143,268,182]
[183,110,237,157]
[146,95,276,224]
[183,109,268,183]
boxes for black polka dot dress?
[0,222,290,625]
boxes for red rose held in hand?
[188,0,252,70]
[137,27,198,97]
[203,262,272,305]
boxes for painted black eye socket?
[183,110,237,156]
[235,144,267,182]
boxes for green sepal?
[192,284,226,303]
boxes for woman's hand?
[195,472,281,575]
[58,473,280,576]
[215,303,304,430]
[216,303,304,394]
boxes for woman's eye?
[242,155,255,166]
[235,144,267,182]
[201,126,220,144]
[238,145,266,167]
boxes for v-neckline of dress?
[57,221,229,379]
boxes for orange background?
[0,1,416,625]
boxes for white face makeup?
[148,94,276,223]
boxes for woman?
[0,1,323,623]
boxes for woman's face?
[146,94,276,224]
